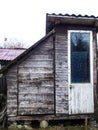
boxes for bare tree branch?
[2,38,25,48]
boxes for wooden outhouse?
[1,13,98,121]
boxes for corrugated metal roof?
[47,13,98,19]
[46,13,98,33]
[0,48,26,61]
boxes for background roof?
[0,48,26,61]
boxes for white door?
[68,30,94,114]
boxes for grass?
[38,126,84,130]
[0,126,85,130]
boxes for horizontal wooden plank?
[36,42,53,48]
[7,88,17,94]
[7,109,17,116]
[55,68,68,72]
[55,54,67,58]
[19,61,53,67]
[19,72,53,76]
[7,96,17,101]
[19,102,54,108]
[19,92,54,97]
[7,102,17,107]
[55,36,67,40]
[55,74,68,78]
[55,62,68,67]
[19,103,54,108]
[7,73,17,78]
[7,84,17,89]
[18,94,54,103]
[55,42,67,46]
[18,67,53,72]
[18,78,54,83]
[19,98,54,105]
[32,46,53,52]
[18,83,54,88]
[18,80,54,86]
[37,43,53,48]
[7,82,17,86]
[7,78,17,82]
[19,93,54,98]
[26,54,53,60]
[20,60,53,64]
[19,86,54,93]
[56,81,68,87]
[18,108,54,115]
[33,50,53,55]
[18,75,53,80]
[7,91,17,96]
[24,59,53,62]
[7,66,17,73]
[19,99,54,105]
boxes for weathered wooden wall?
[6,24,97,120]
[92,31,97,102]
[7,35,55,116]
[0,76,6,94]
[18,36,54,115]
[55,32,68,114]
[7,66,18,116]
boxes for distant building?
[0,48,26,69]
[0,48,26,93]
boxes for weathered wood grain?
[55,34,69,114]
[6,24,97,121]
[18,36,54,115]
[6,66,18,116]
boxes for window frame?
[68,30,93,85]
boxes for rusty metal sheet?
[0,48,25,61]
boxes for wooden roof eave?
[46,14,98,33]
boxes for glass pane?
[71,32,90,83]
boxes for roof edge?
[0,29,55,73]
[47,13,98,19]
[46,13,98,33]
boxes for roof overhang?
[46,13,98,33]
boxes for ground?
[0,126,98,130]
[0,126,85,130]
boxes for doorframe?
[68,30,94,114]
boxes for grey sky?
[0,0,98,47]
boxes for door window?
[70,32,90,83]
